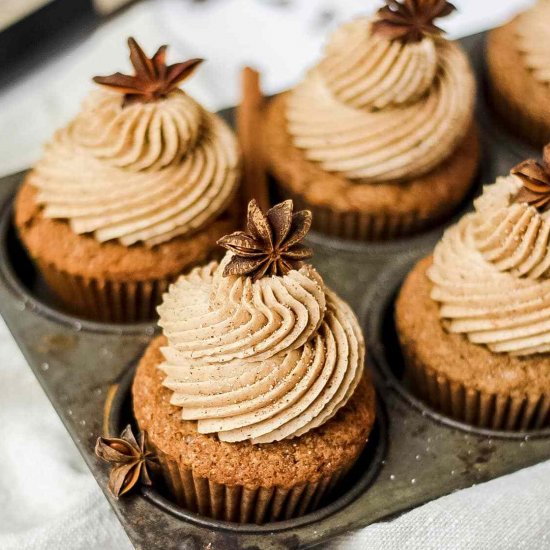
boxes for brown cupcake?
[263,3,479,241]
[15,182,237,322]
[396,256,550,430]
[15,38,241,323]
[395,164,550,430]
[486,3,550,147]
[129,199,376,523]
[133,336,375,523]
[265,94,479,241]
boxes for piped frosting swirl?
[157,253,364,443]
[428,175,550,356]
[516,0,550,84]
[30,88,240,246]
[286,17,475,182]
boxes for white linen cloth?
[1,1,548,549]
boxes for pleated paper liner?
[278,182,450,241]
[406,357,550,431]
[36,258,172,323]
[154,447,353,524]
[488,78,550,150]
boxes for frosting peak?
[319,20,438,110]
[286,16,475,183]
[157,253,364,443]
[429,175,550,356]
[70,89,203,171]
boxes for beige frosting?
[516,0,550,84]
[157,253,364,443]
[286,17,475,182]
[428,175,550,356]
[30,89,240,246]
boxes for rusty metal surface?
[0,32,549,550]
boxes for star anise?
[95,425,155,499]
[511,145,550,213]
[217,199,313,282]
[93,37,203,107]
[372,0,456,44]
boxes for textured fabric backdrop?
[1,1,547,549]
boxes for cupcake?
[396,146,550,430]
[131,199,376,523]
[15,38,241,322]
[264,0,479,241]
[487,0,550,147]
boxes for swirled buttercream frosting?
[157,253,364,443]
[428,175,550,356]
[286,17,475,182]
[516,1,550,84]
[30,88,240,246]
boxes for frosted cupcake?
[15,38,240,322]
[397,146,550,430]
[132,199,376,522]
[487,0,550,147]
[264,0,478,240]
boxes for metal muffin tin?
[0,32,549,549]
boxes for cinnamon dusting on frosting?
[156,201,364,443]
[428,174,550,356]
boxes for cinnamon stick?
[237,66,269,211]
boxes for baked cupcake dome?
[396,151,550,430]
[264,0,479,241]
[487,1,550,147]
[132,200,376,522]
[15,38,241,323]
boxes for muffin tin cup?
[34,257,172,323]
[155,454,349,524]
[105,362,388,532]
[362,257,550,441]
[407,357,550,432]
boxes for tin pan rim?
[362,259,550,441]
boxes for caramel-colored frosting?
[516,0,550,84]
[286,17,475,182]
[30,89,240,246]
[429,175,550,356]
[157,253,364,443]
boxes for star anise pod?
[217,199,313,282]
[93,37,203,107]
[372,0,456,44]
[95,425,155,499]
[511,145,550,213]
